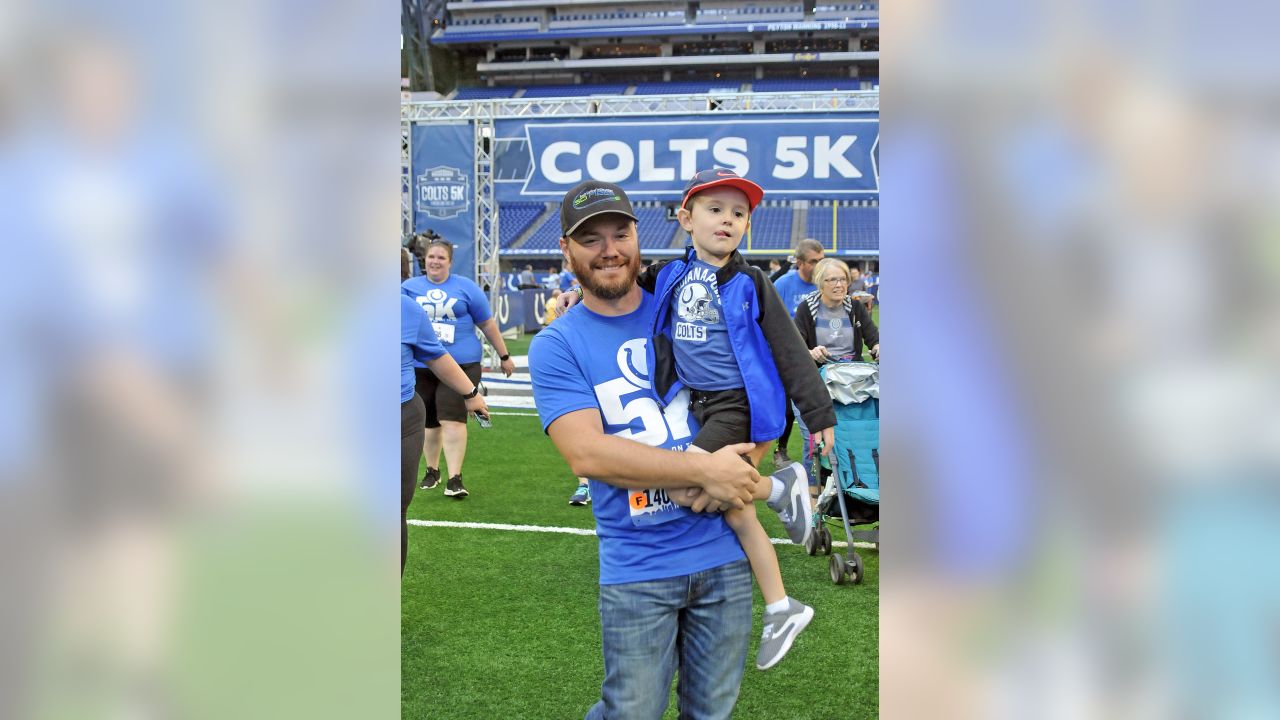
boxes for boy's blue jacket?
[641,246,836,442]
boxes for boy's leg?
[722,504,786,605]
[723,500,816,672]
[669,447,771,509]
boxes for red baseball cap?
[679,168,765,212]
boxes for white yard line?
[407,519,876,549]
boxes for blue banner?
[489,288,560,333]
[493,114,877,201]
[411,122,476,281]
[492,289,523,334]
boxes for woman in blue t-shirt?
[400,240,515,499]
[402,251,489,572]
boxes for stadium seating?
[520,83,630,98]
[633,81,746,95]
[806,204,879,253]
[519,213,566,251]
[634,207,681,249]
[498,203,545,247]
[836,206,879,252]
[453,86,519,100]
[743,205,793,251]
[752,77,864,93]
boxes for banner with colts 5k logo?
[411,122,476,281]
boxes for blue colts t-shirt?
[772,269,816,318]
[529,291,745,585]
[671,259,743,391]
[400,274,492,364]
[400,295,447,403]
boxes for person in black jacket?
[792,258,880,478]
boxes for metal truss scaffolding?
[401,90,880,304]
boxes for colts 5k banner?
[492,113,878,202]
[411,122,476,281]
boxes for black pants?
[401,393,426,574]
[690,388,752,452]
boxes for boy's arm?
[752,268,837,434]
[546,408,757,510]
[635,259,669,293]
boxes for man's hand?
[870,343,880,361]
[500,357,515,377]
[816,427,835,457]
[691,442,758,510]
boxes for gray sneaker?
[756,598,814,670]
[767,463,813,546]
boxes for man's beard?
[568,249,640,301]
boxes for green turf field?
[402,358,880,718]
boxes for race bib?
[432,322,456,344]
[628,487,691,527]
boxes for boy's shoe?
[772,448,792,468]
[420,467,440,490]
[443,474,468,498]
[756,599,814,670]
[767,463,813,546]
[568,483,591,506]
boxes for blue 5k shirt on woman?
[529,292,745,585]
[400,274,492,364]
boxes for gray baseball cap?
[560,180,638,237]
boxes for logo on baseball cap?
[560,180,638,237]
[680,168,764,212]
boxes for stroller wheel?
[851,553,865,585]
[819,526,833,555]
[804,530,818,556]
[829,554,847,585]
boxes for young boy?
[647,169,837,670]
[555,170,837,669]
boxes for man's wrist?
[462,384,480,399]
[499,353,510,362]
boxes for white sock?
[766,477,785,506]
[765,597,791,615]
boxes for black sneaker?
[443,474,468,498]
[420,467,441,490]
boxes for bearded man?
[528,180,760,719]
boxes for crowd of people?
[400,171,879,718]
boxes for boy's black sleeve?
[752,268,836,433]
[636,259,671,293]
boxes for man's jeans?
[585,559,752,720]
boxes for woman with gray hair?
[790,257,880,480]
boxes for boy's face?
[677,186,752,263]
